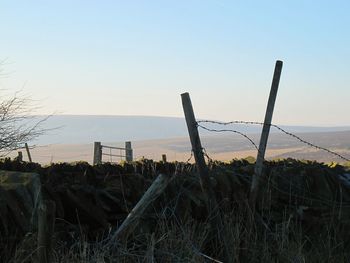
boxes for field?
[13,130,350,164]
[3,127,350,262]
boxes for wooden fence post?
[109,173,172,245]
[37,200,56,263]
[125,141,133,162]
[17,151,23,162]
[249,60,283,208]
[93,142,102,165]
[181,93,216,202]
[162,154,167,163]
[25,143,33,163]
[181,92,233,262]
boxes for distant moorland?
[14,115,350,164]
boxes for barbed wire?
[202,147,214,164]
[197,119,350,162]
[183,148,214,166]
[197,124,259,151]
[185,151,194,164]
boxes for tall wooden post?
[37,200,56,263]
[93,142,102,165]
[25,143,33,163]
[181,93,215,200]
[249,60,283,208]
[125,141,133,162]
[181,92,233,262]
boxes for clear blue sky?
[1,1,349,126]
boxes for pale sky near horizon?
[1,1,350,126]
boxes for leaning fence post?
[37,200,56,263]
[181,92,233,262]
[125,141,133,162]
[109,173,172,245]
[181,93,216,202]
[93,142,102,165]
[249,60,283,208]
[25,143,33,163]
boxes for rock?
[0,170,42,234]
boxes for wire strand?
[197,120,350,162]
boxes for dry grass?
[2,158,349,262]
[6,204,349,263]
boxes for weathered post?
[109,173,172,245]
[17,151,23,162]
[93,142,102,165]
[37,200,56,263]
[181,93,216,202]
[249,60,283,208]
[181,92,233,262]
[25,143,33,163]
[125,141,133,162]
[162,154,167,163]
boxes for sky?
[1,0,350,126]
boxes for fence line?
[197,119,350,162]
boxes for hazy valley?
[15,115,350,164]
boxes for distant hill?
[30,115,350,145]
[33,115,187,144]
